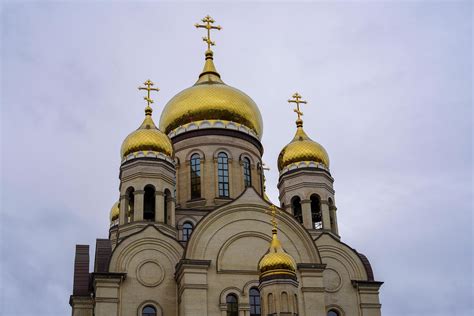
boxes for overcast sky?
[1,1,472,315]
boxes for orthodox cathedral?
[69,16,383,316]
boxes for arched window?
[294,294,299,314]
[164,189,172,224]
[226,294,238,316]
[190,154,201,199]
[267,293,274,314]
[328,310,340,316]
[182,222,193,241]
[291,196,302,223]
[281,292,289,312]
[218,152,230,197]
[144,185,155,221]
[127,187,135,223]
[142,305,157,316]
[310,194,322,229]
[243,157,252,188]
[249,287,261,316]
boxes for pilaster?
[176,259,211,316]
[92,273,125,316]
[155,191,164,222]
[320,201,331,230]
[69,296,94,316]
[119,195,128,225]
[297,263,327,316]
[352,280,384,316]
[301,199,313,230]
[133,190,144,222]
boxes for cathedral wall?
[315,233,371,315]
[172,133,263,209]
[182,191,322,315]
[108,226,183,316]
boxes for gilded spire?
[138,79,160,115]
[288,92,307,127]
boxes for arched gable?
[185,188,321,266]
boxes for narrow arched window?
[190,154,201,199]
[294,294,299,314]
[267,293,274,314]
[249,287,261,316]
[311,194,322,229]
[182,222,193,241]
[281,292,289,312]
[142,305,157,316]
[291,196,302,223]
[218,152,230,197]
[144,185,155,221]
[328,310,340,316]
[163,189,171,224]
[127,187,135,223]
[243,157,252,188]
[226,294,238,316]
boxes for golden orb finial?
[288,92,307,127]
[195,15,222,52]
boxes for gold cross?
[288,92,307,121]
[266,205,279,230]
[195,15,222,50]
[138,79,160,107]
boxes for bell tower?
[277,93,338,236]
[109,80,177,243]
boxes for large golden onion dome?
[277,119,330,171]
[258,228,297,280]
[110,201,119,221]
[121,106,173,159]
[159,51,263,138]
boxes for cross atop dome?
[288,92,307,124]
[138,79,160,115]
[195,15,222,52]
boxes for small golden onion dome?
[277,119,330,171]
[110,201,120,221]
[121,106,173,158]
[159,51,263,138]
[258,229,297,279]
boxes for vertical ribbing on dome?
[195,50,224,85]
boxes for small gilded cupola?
[258,205,300,316]
[277,93,339,237]
[121,80,174,160]
[277,93,329,173]
[111,80,177,237]
[258,226,297,281]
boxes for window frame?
[217,152,230,197]
[243,157,252,188]
[182,221,193,241]
[249,287,261,316]
[190,154,201,199]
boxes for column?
[155,191,164,223]
[330,206,339,235]
[70,296,93,316]
[321,200,331,230]
[169,198,176,226]
[206,157,216,202]
[133,190,144,222]
[119,195,128,225]
[301,199,313,229]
